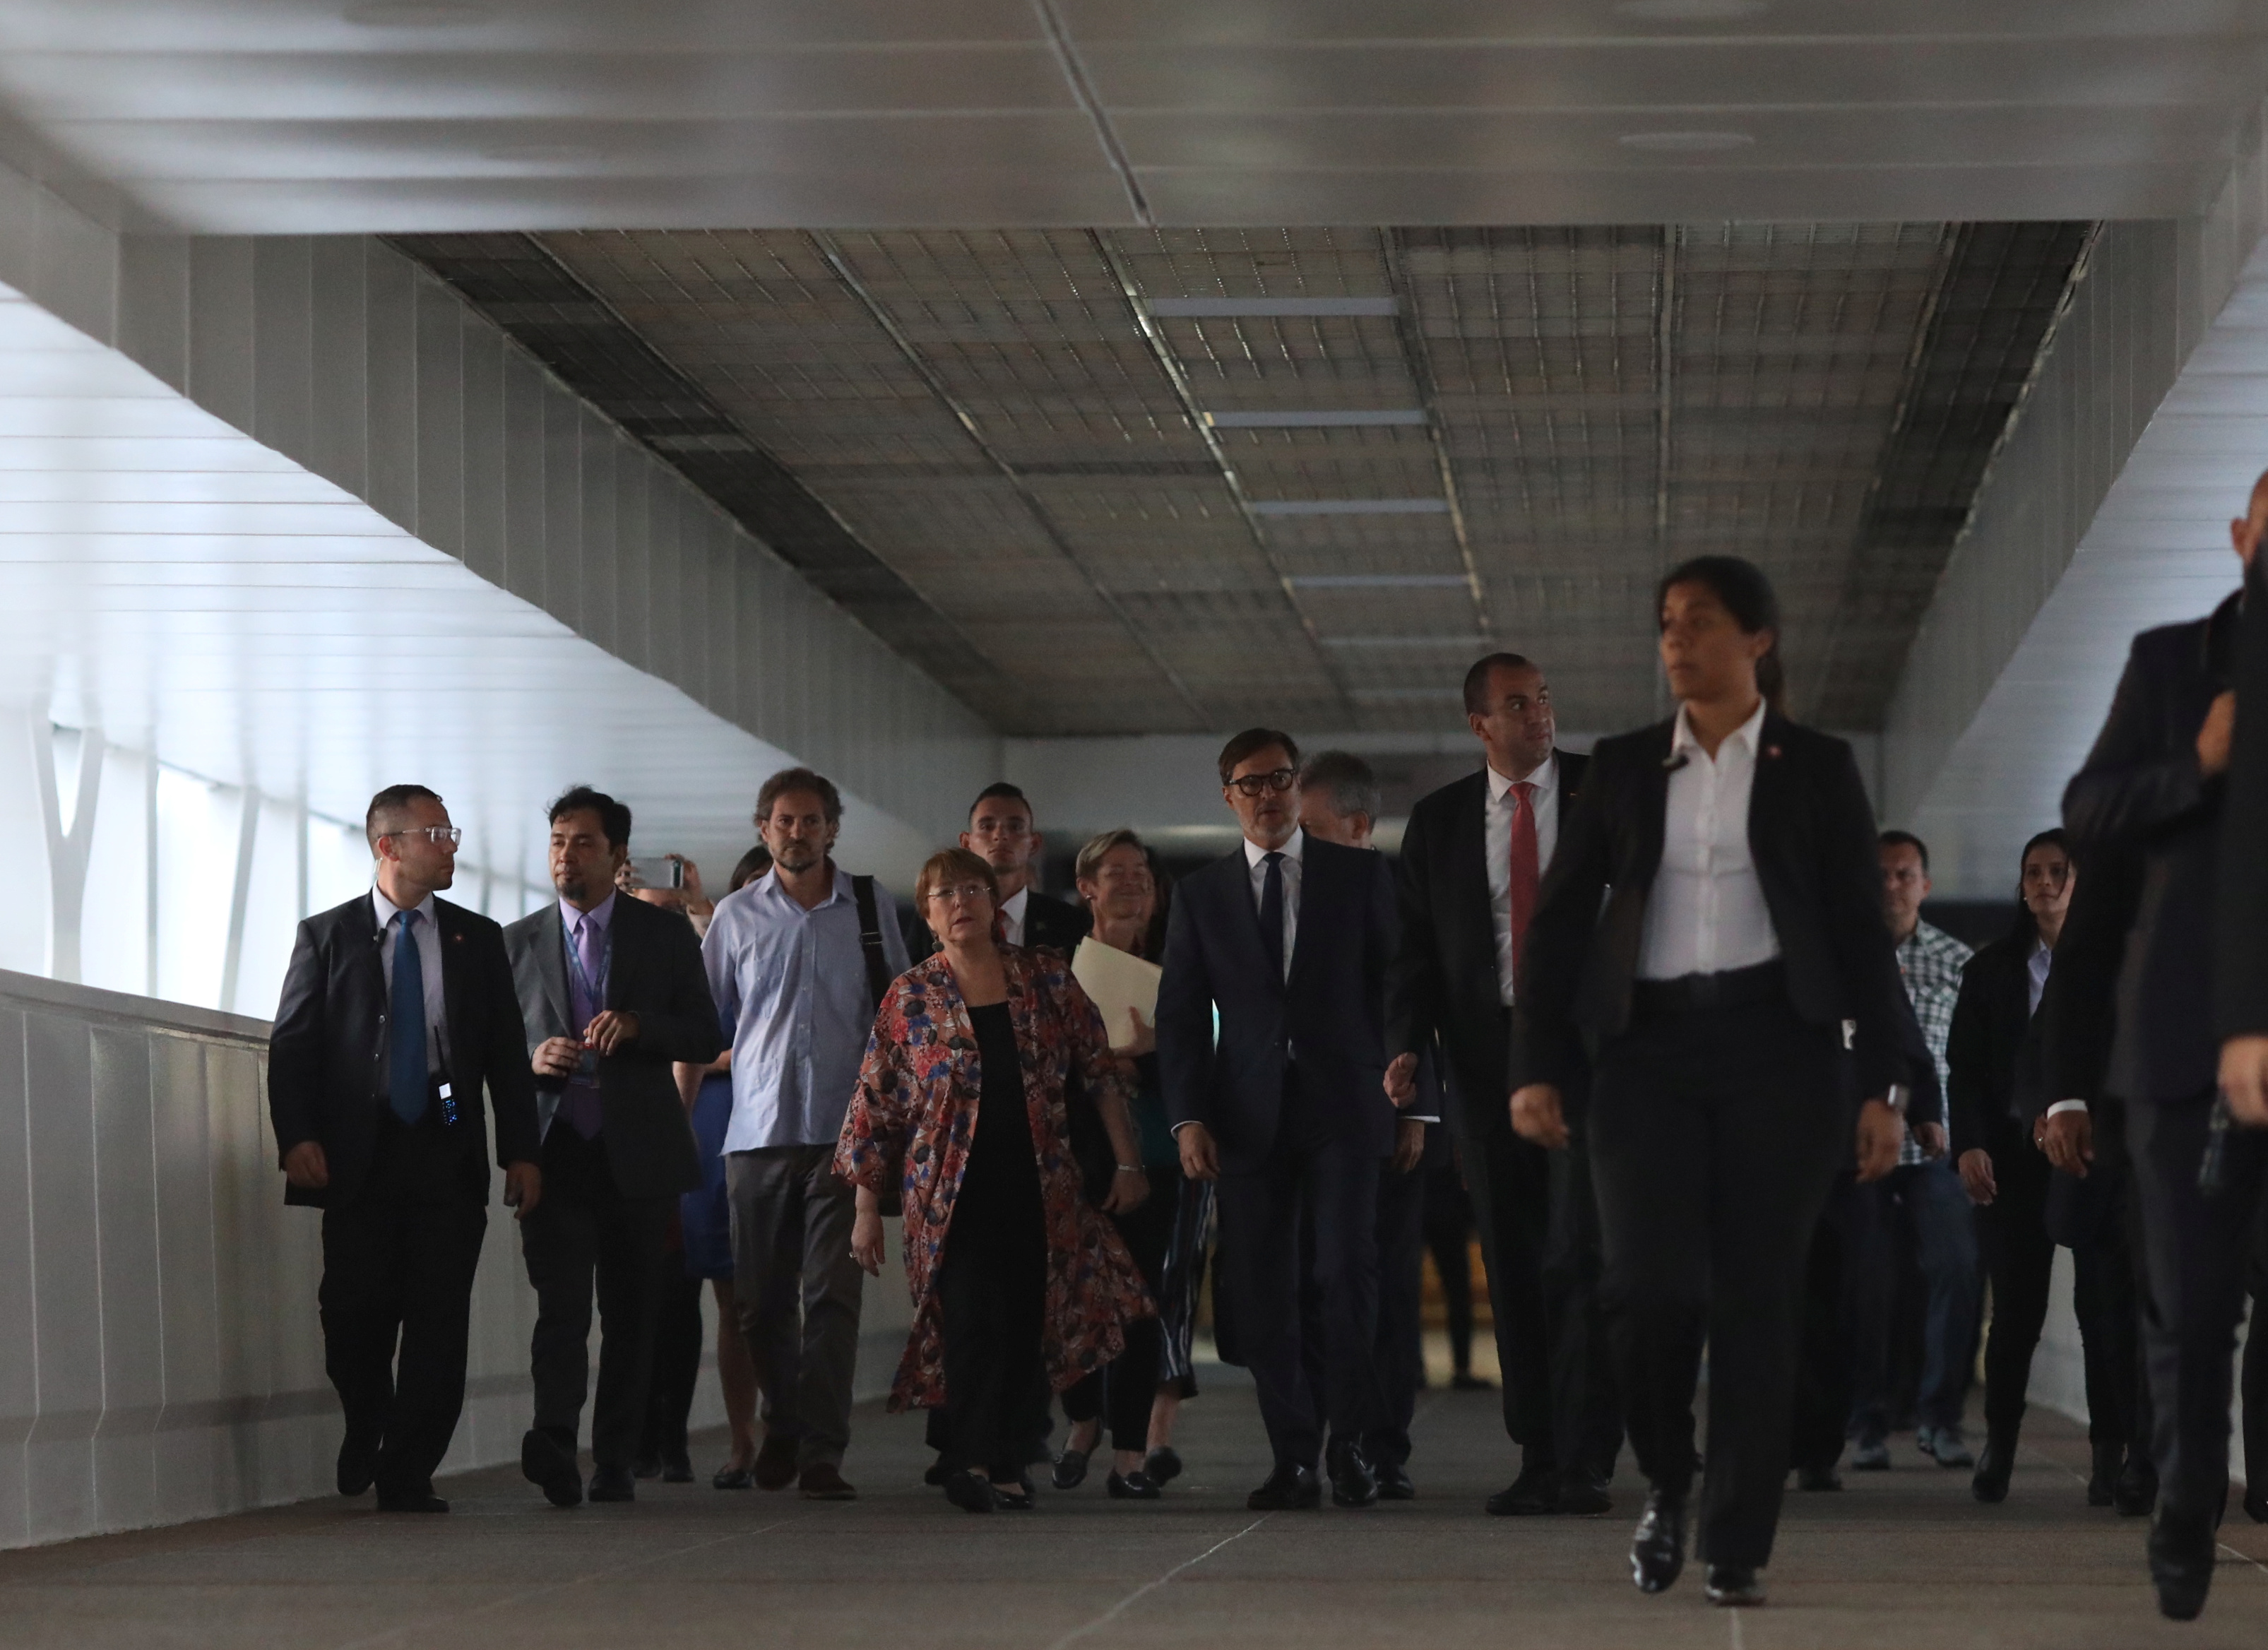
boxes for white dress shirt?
[1487,753,1561,1006]
[372,886,449,1073]
[1637,699,1781,980]
[999,884,1031,949]
[1243,827,1304,980]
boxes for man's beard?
[555,869,595,903]
[773,841,823,873]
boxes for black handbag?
[1062,1064,1117,1207]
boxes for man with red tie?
[1386,654,1620,1516]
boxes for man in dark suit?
[1158,728,1403,1510]
[1384,652,1618,1514]
[505,787,723,1508]
[268,783,542,1514]
[908,783,1089,961]
[2069,470,2267,1620]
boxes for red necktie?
[1508,781,1539,992]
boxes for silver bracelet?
[1115,1163,1143,1173]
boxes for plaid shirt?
[1894,920,1973,1166]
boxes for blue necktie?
[1259,850,1286,982]
[388,909,429,1125]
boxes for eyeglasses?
[1228,768,1297,797]
[386,825,463,848]
[925,882,994,907]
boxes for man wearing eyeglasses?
[268,783,543,1514]
[1156,728,1403,1512]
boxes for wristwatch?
[1882,1084,1909,1117]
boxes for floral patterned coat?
[834,946,1155,1411]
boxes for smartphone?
[628,855,684,890]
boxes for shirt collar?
[1670,696,1769,760]
[559,890,617,934]
[1244,826,1305,871]
[754,863,848,910]
[1487,751,1557,804]
[2029,935,2052,966]
[1001,885,1030,922]
[372,886,437,930]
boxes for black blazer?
[2036,844,2140,1106]
[1509,711,1935,1115]
[1156,833,1399,1173]
[503,895,723,1199]
[2221,557,2268,1038]
[1947,931,2045,1160]
[2062,591,2239,1103]
[268,893,542,1210]
[1386,752,1589,1112]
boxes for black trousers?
[519,1124,673,1471]
[2248,1194,2268,1495]
[937,1187,1047,1480]
[1445,1036,1619,1478]
[1218,1129,1384,1469]
[1589,997,1846,1569]
[1791,1170,1862,1471]
[1420,1149,1476,1375]
[1973,1114,2147,1455]
[641,1265,705,1467]
[1064,1163,1180,1452]
[2128,1088,2268,1520]
[1366,1144,1428,1468]
[318,1122,487,1500]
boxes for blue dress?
[679,1072,736,1281]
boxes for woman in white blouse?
[1509,555,1930,1608]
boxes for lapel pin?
[1766,744,1782,759]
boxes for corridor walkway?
[1,1372,2262,1650]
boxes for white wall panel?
[0,968,918,1549]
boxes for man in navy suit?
[1157,728,1404,1510]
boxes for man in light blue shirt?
[701,766,908,1499]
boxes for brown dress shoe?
[799,1461,857,1500]
[752,1433,800,1492]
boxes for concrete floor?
[1,1372,2264,1650]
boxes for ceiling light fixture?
[1148,298,1398,318]
[1254,499,1449,516]
[1613,0,1769,20]
[1290,575,1471,588]
[343,1,491,25]
[1206,410,1428,429]
[1617,130,1755,153]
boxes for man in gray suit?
[505,786,722,1508]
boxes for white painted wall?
[0,968,910,1549]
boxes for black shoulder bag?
[850,875,906,1216]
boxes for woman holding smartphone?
[1509,555,1928,1608]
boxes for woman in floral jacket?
[840,847,1153,1512]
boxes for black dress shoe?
[1971,1433,2015,1504]
[1486,1464,1559,1516]
[1375,1462,1416,1501]
[661,1449,695,1485]
[1796,1462,1844,1493]
[1144,1446,1183,1485]
[522,1428,583,1509]
[994,1480,1036,1510]
[945,1471,997,1514]
[2113,1454,2158,1519]
[713,1462,754,1490]
[1247,1463,1323,1511]
[923,1456,949,1488]
[2149,1504,2217,1621]
[336,1430,381,1498]
[1629,1485,1687,1594]
[1558,1470,1613,1515]
[1052,1447,1092,1490]
[588,1465,636,1503]
[1704,1564,1766,1607]
[2085,1440,2118,1507]
[1108,1470,1163,1500]
[1326,1441,1379,1508]
[375,1490,449,1514]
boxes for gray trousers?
[725,1144,865,1468]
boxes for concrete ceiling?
[0,2,2260,233]
[393,220,2087,737]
